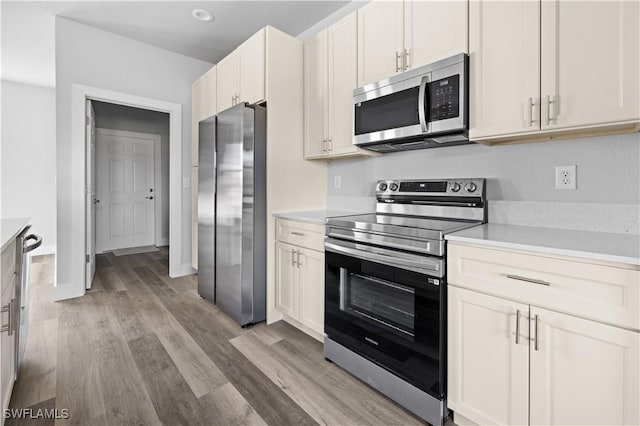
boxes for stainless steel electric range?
[323,178,487,425]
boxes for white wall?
[328,133,640,233]
[93,101,170,244]
[1,80,57,254]
[55,17,212,300]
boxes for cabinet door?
[530,307,640,426]
[448,286,529,425]
[469,1,541,139]
[201,67,217,119]
[541,1,640,130]
[405,0,468,70]
[299,248,324,335]
[357,0,404,86]
[1,278,16,413]
[238,29,266,105]
[191,79,202,167]
[327,12,358,156]
[217,52,239,114]
[276,242,299,320]
[303,30,328,159]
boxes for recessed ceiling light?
[192,9,214,22]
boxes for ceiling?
[1,1,351,88]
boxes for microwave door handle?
[418,74,430,133]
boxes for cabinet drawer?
[1,239,16,294]
[276,219,324,252]
[448,243,640,330]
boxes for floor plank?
[9,252,425,426]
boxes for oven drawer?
[448,243,640,330]
[1,239,16,294]
[276,219,324,252]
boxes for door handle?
[505,274,550,287]
[395,51,403,72]
[534,314,540,351]
[1,300,12,335]
[526,97,537,127]
[544,95,556,125]
[328,137,333,152]
[515,309,521,344]
[403,48,410,71]
[145,196,154,200]
[296,250,302,268]
[291,248,296,268]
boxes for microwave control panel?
[429,75,460,121]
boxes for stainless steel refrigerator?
[198,103,267,326]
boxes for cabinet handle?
[328,137,333,152]
[395,51,403,72]
[527,97,536,127]
[291,231,305,237]
[1,300,11,335]
[515,309,521,344]
[297,250,302,268]
[291,248,296,267]
[403,48,410,71]
[505,274,550,287]
[544,95,556,125]
[534,314,540,351]
[322,138,327,153]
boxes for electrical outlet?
[333,175,342,189]
[555,165,577,190]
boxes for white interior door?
[85,99,96,289]
[96,132,156,252]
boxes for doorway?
[94,128,160,253]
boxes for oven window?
[354,87,420,135]
[341,269,415,336]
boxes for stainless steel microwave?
[353,53,469,153]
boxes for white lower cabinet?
[1,275,16,420]
[529,307,639,426]
[448,243,640,426]
[448,286,529,426]
[275,221,325,340]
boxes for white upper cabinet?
[358,1,468,86]
[238,28,266,106]
[216,28,266,114]
[529,307,640,426]
[357,1,404,86]
[304,13,371,160]
[404,0,468,71]
[327,12,359,156]
[470,0,640,142]
[303,30,328,159]
[469,1,541,139]
[217,53,239,113]
[541,0,640,131]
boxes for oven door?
[324,238,445,399]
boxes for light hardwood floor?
[8,250,426,426]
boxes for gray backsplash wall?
[327,133,640,234]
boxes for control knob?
[389,183,399,191]
[450,182,461,192]
[378,182,388,191]
[465,182,478,193]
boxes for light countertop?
[273,210,367,225]
[1,218,30,252]
[446,223,640,266]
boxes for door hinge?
[86,254,90,263]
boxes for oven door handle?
[418,73,430,133]
[325,241,440,275]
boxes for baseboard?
[156,238,169,247]
[172,263,196,278]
